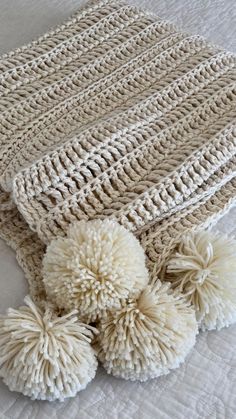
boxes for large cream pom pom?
[164,230,236,331]
[96,281,197,381]
[0,296,97,401]
[43,220,148,322]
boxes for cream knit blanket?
[0,0,235,304]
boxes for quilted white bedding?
[0,1,236,418]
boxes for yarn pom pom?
[43,219,148,322]
[164,230,236,331]
[96,281,197,381]
[0,296,97,401]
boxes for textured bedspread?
[0,1,235,418]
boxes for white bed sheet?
[0,1,236,418]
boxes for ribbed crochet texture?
[0,0,235,304]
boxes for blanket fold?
[0,0,236,302]
[0,0,235,401]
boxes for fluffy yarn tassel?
[164,230,236,331]
[96,281,197,381]
[43,220,148,322]
[0,296,98,401]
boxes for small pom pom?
[43,220,148,322]
[96,281,197,381]
[163,230,236,331]
[0,296,97,401]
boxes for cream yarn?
[43,220,148,321]
[0,0,235,306]
[164,230,236,331]
[0,0,235,402]
[0,296,97,401]
[97,281,197,381]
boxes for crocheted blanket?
[0,0,235,304]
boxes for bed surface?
[0,1,236,418]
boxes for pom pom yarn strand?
[0,296,98,401]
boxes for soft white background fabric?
[0,1,236,418]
